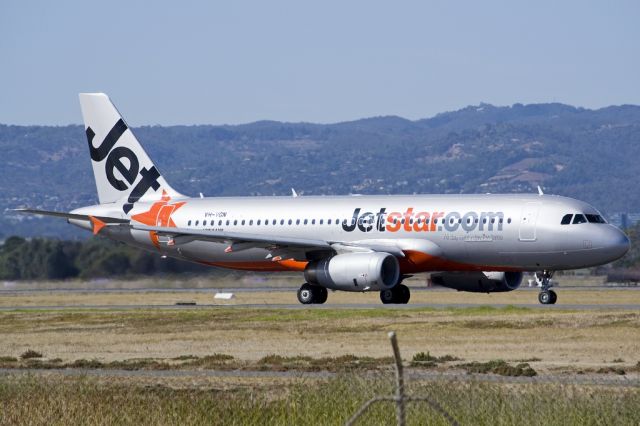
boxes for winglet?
[89,215,107,235]
[291,188,298,198]
[537,186,544,196]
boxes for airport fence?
[344,331,458,426]
[345,331,458,426]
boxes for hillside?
[2,102,640,238]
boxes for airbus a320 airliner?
[18,94,630,305]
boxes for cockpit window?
[572,214,587,224]
[585,214,606,224]
[561,214,573,225]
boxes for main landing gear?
[297,283,328,304]
[380,284,411,304]
[536,271,557,305]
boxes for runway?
[1,286,638,311]
[1,302,639,311]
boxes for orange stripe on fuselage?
[199,259,308,272]
[400,250,521,273]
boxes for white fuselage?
[71,193,629,274]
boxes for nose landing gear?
[536,271,557,305]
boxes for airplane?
[16,93,630,305]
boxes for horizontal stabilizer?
[13,208,129,224]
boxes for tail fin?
[79,93,184,213]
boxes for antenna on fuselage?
[291,188,299,198]
[537,186,544,196]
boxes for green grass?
[458,360,537,377]
[0,374,638,425]
[0,353,394,373]
[411,351,461,368]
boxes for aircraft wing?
[131,224,334,252]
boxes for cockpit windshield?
[585,214,606,224]
[561,213,607,225]
[561,214,573,225]
[572,214,587,224]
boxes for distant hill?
[2,102,640,238]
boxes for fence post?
[388,331,406,426]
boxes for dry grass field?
[1,280,639,425]
[0,288,639,374]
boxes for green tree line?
[0,236,211,280]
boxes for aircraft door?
[518,202,540,241]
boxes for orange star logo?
[130,191,187,249]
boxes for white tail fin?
[79,93,184,213]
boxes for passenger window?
[572,214,587,224]
[328,219,331,225]
[218,220,222,226]
[195,220,199,226]
[249,220,253,225]
[288,219,292,225]
[507,218,511,224]
[561,214,572,225]
[296,219,300,225]
[312,219,316,225]
[188,220,192,226]
[226,220,230,226]
[257,220,261,225]
[304,219,308,225]
[234,220,238,226]
[241,220,245,225]
[273,219,276,225]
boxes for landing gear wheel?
[396,284,411,304]
[297,283,315,305]
[314,286,328,304]
[548,289,557,304]
[297,283,327,305]
[379,284,411,304]
[538,290,552,305]
[380,288,395,304]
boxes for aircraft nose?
[604,227,630,260]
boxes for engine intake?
[304,252,400,292]
[430,271,523,293]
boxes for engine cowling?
[430,271,523,293]
[304,252,400,292]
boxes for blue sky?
[1,0,639,125]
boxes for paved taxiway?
[0,302,639,311]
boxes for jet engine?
[304,252,400,292]
[430,271,523,293]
